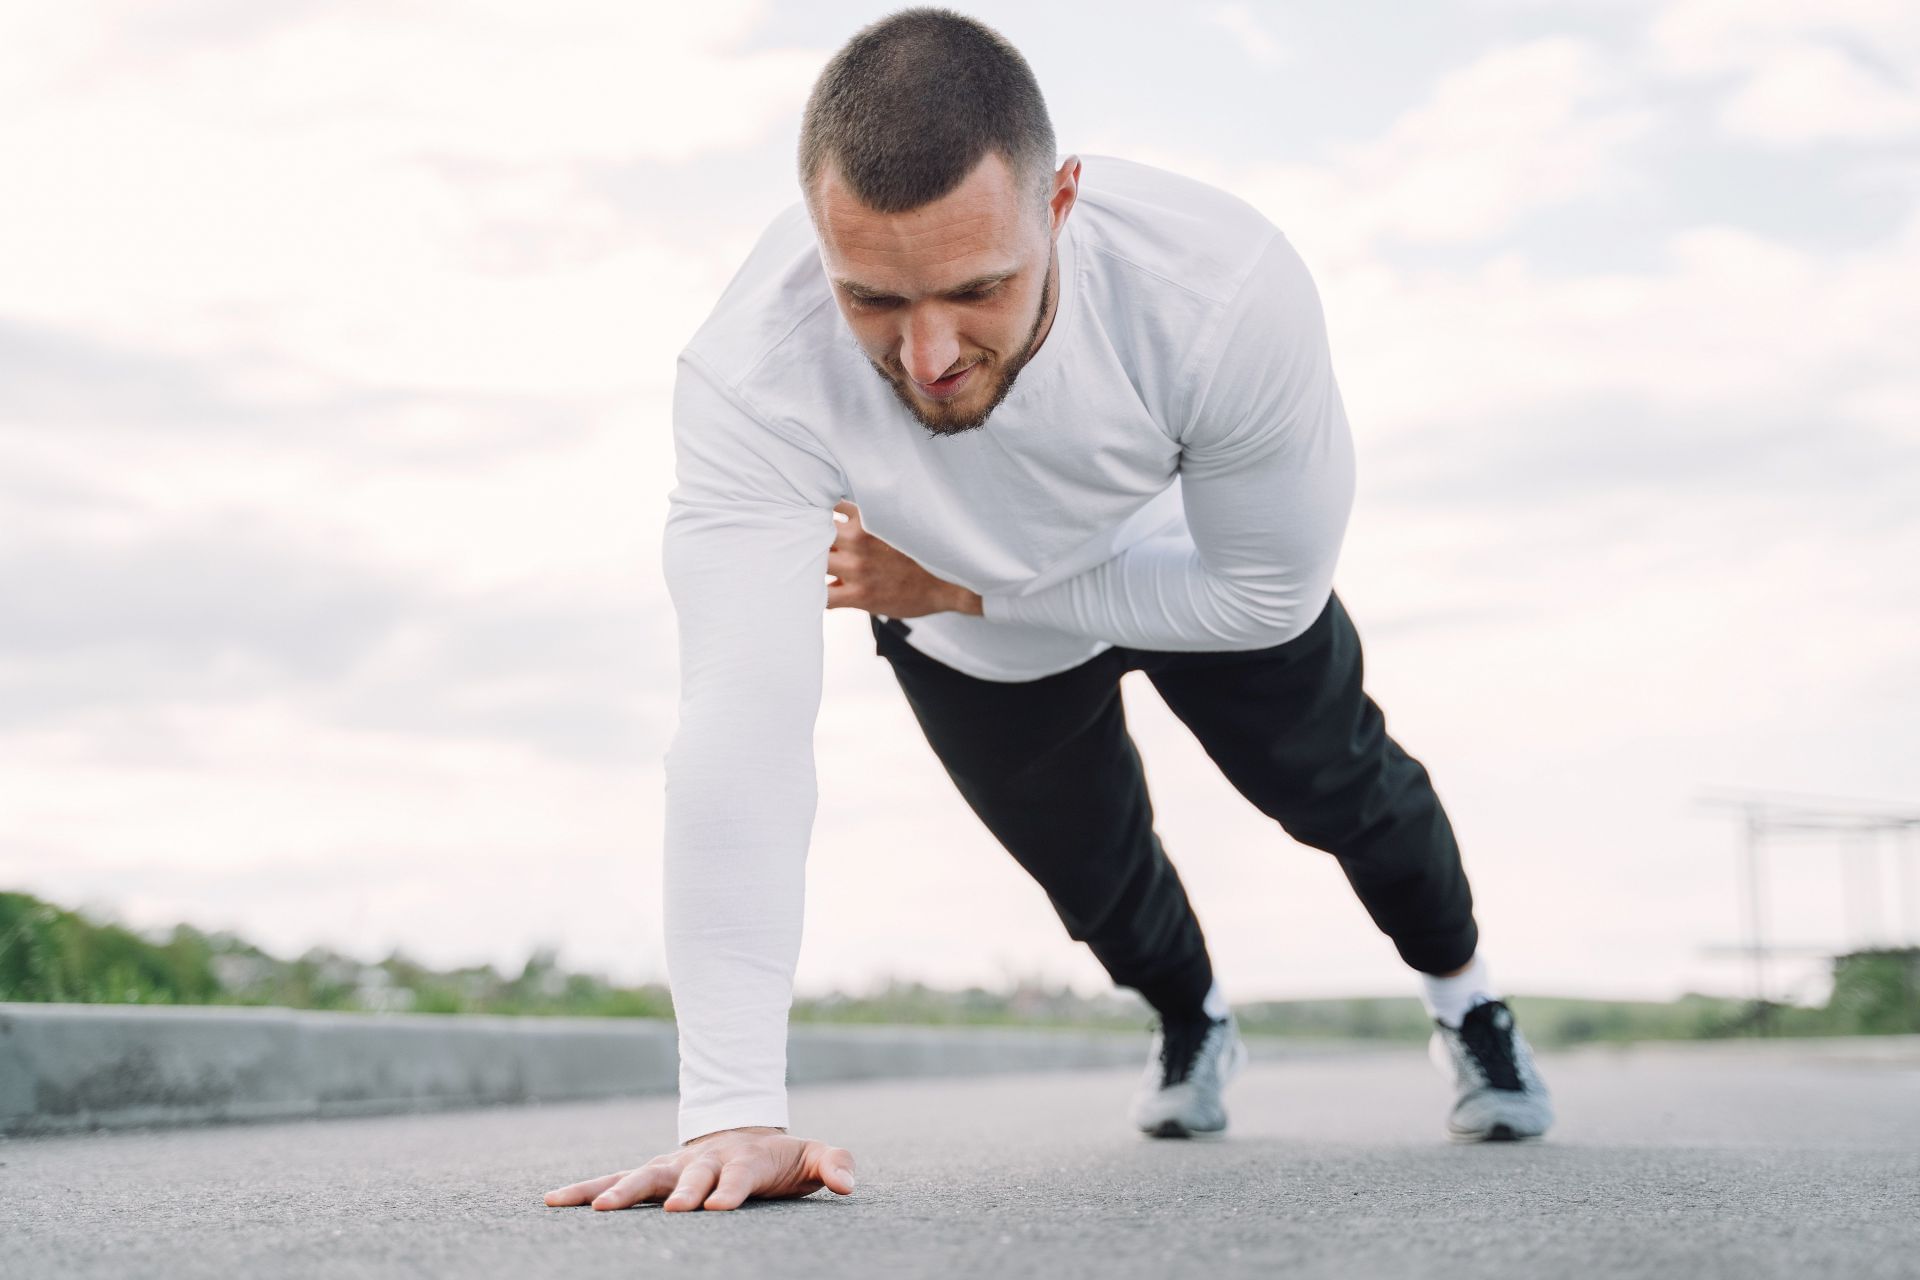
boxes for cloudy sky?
[2,0,1915,1008]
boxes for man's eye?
[956,286,999,302]
[851,295,898,309]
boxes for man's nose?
[899,310,961,386]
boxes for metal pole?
[1843,827,1869,947]
[1864,827,1884,947]
[1902,823,1918,948]
[1742,805,1769,1019]
[1695,791,1920,1031]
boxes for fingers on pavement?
[810,1142,857,1194]
[700,1161,760,1211]
[591,1164,675,1211]
[543,1172,624,1206]
[661,1159,723,1212]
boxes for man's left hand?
[826,501,982,618]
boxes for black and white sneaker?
[1428,998,1554,1142]
[1129,1011,1248,1139]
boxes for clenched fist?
[826,500,982,619]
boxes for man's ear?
[1048,155,1081,236]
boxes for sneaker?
[1427,998,1554,1142]
[1129,1011,1248,1139]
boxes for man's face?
[810,150,1078,438]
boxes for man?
[546,6,1552,1215]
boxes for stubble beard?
[866,241,1057,441]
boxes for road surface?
[4,1037,1917,1278]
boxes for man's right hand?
[542,1126,857,1212]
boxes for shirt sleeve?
[978,232,1356,650]
[659,349,845,1145]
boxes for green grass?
[4,891,1915,1042]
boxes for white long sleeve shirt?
[661,154,1356,1144]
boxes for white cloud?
[1089,36,1917,449]
[1720,41,1920,143]
[1647,0,1920,143]
[0,0,824,395]
[1647,0,1920,76]
[0,701,672,975]
[1207,3,1288,67]
[1100,37,1656,269]
[0,384,676,594]
[1323,205,1920,444]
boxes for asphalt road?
[5,1037,1917,1279]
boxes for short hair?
[798,7,1057,221]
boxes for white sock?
[1419,952,1497,1028]
[1202,976,1230,1020]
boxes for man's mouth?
[915,362,978,401]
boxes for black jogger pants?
[868,588,1478,1023]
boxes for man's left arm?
[976,232,1356,650]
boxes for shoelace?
[1156,1016,1223,1087]
[1454,1000,1524,1091]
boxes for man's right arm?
[659,349,845,1148]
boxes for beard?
[865,241,1057,440]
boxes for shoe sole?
[1446,1084,1553,1143]
[1140,1119,1229,1140]
[1447,1119,1549,1143]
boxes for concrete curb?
[6,1003,1380,1137]
[1556,1032,1920,1066]
[12,1004,1909,1138]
